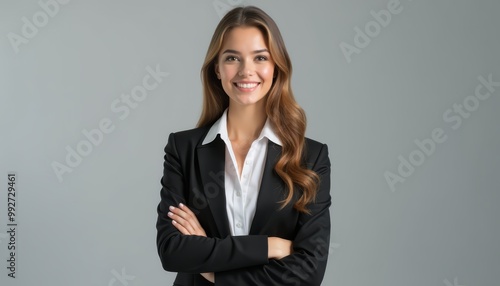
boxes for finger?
[171,206,200,233]
[179,203,196,216]
[169,206,192,226]
[179,204,204,230]
[171,219,190,235]
[168,211,195,234]
[170,206,188,219]
[170,206,196,226]
[170,205,207,237]
[169,212,194,235]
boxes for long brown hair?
[197,6,319,214]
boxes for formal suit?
[156,124,331,286]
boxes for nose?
[238,59,254,77]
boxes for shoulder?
[171,126,211,143]
[304,137,328,156]
[303,137,330,168]
[165,125,212,152]
[304,137,325,151]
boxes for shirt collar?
[202,109,282,146]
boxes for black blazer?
[156,124,331,286]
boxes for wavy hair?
[197,6,319,213]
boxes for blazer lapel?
[196,136,231,237]
[249,141,284,234]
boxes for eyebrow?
[222,49,269,54]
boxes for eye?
[225,56,238,62]
[255,55,268,61]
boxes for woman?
[156,6,331,286]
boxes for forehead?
[221,26,268,50]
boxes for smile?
[234,82,260,89]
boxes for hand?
[201,272,215,283]
[168,205,213,282]
[168,203,207,237]
[268,237,293,260]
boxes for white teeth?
[236,83,258,89]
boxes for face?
[215,26,275,108]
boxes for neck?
[227,101,267,143]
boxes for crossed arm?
[168,203,293,283]
[157,133,331,285]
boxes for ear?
[215,63,220,79]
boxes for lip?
[233,81,260,92]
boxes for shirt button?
[236,190,241,197]
[245,160,252,165]
[236,222,242,228]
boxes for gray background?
[1,0,499,285]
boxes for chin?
[237,97,267,107]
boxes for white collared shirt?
[202,109,282,236]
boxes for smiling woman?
[156,6,331,286]
[215,26,275,109]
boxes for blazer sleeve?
[214,143,332,286]
[156,133,269,273]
